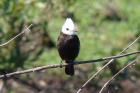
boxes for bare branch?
[0,24,33,47]
[99,57,139,93]
[76,35,140,93]
[0,51,139,79]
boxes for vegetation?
[0,0,140,93]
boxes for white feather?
[61,18,77,35]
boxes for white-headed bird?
[57,18,80,76]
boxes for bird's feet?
[60,60,63,68]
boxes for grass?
[24,0,139,68]
[1,1,140,93]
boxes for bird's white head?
[61,18,77,35]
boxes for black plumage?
[57,32,80,75]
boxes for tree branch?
[0,24,33,47]
[76,35,140,93]
[0,51,139,79]
[99,57,139,93]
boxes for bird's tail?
[65,61,74,76]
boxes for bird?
[57,17,80,76]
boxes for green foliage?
[0,0,54,72]
[0,0,140,75]
[1,0,140,93]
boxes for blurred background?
[0,0,140,93]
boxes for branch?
[76,35,140,93]
[0,51,140,79]
[99,57,139,93]
[0,24,33,47]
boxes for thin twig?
[0,24,33,47]
[76,35,140,93]
[99,57,139,93]
[0,51,139,79]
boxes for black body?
[57,32,80,75]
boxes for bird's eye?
[66,28,69,30]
